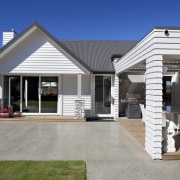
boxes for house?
[0,22,137,118]
[1,22,180,160]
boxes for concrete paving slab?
[0,120,180,180]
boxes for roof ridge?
[60,39,138,42]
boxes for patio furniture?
[162,111,176,153]
[125,93,142,119]
[177,114,180,132]
[165,111,179,132]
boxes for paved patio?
[0,120,180,180]
[118,117,180,160]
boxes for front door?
[94,75,111,116]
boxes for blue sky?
[1,0,180,47]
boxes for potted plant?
[12,104,21,117]
[13,111,22,117]
[0,108,10,118]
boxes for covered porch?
[113,27,180,159]
[118,117,180,160]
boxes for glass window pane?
[95,76,111,114]
[3,76,20,111]
[22,77,39,113]
[41,77,58,113]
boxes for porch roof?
[114,26,180,74]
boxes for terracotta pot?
[13,112,21,117]
[0,113,10,118]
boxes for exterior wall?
[114,28,180,74]
[113,75,119,119]
[0,31,84,74]
[145,55,163,159]
[62,74,91,116]
[114,27,180,159]
[62,75,77,116]
[81,75,91,117]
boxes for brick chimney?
[2,29,17,46]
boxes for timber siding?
[114,27,180,159]
[62,75,77,116]
[114,28,180,74]
[0,31,84,74]
[113,75,119,119]
[82,75,91,117]
[145,55,163,160]
[62,75,91,116]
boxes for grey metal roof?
[61,40,138,73]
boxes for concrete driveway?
[0,120,180,180]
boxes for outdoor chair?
[162,111,176,152]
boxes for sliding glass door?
[4,76,58,114]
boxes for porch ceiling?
[163,55,180,72]
[128,55,180,72]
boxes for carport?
[113,27,180,159]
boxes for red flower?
[0,108,10,113]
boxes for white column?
[25,79,28,107]
[74,74,85,119]
[8,77,11,105]
[145,55,163,160]
[58,75,63,115]
[91,74,93,117]
[20,76,23,113]
[39,76,41,113]
[0,75,3,108]
[77,74,82,99]
[113,75,119,120]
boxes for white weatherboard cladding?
[113,75,119,119]
[82,75,91,117]
[114,29,180,73]
[62,75,91,116]
[62,75,77,116]
[0,31,84,74]
[115,28,180,159]
[145,55,163,159]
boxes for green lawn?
[0,161,86,180]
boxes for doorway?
[4,76,58,114]
[94,75,111,116]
